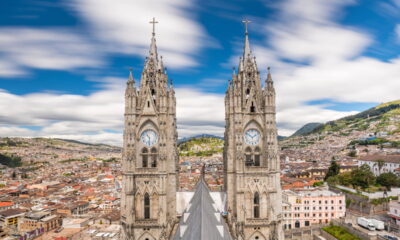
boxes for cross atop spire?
[241,19,252,59]
[242,19,252,35]
[149,17,158,35]
[148,18,159,61]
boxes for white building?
[388,198,400,225]
[357,155,400,176]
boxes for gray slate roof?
[173,179,232,240]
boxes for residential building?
[282,189,346,229]
[0,208,26,228]
[357,154,400,176]
[388,198,400,225]
[19,211,62,232]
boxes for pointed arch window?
[142,148,149,168]
[151,148,157,168]
[254,147,261,166]
[245,147,253,166]
[246,88,250,99]
[250,102,255,112]
[254,192,260,218]
[144,193,150,219]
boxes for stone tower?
[121,18,178,240]
[224,20,284,240]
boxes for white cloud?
[69,0,216,68]
[0,79,227,145]
[0,60,27,77]
[0,0,214,77]
[0,28,103,77]
[176,88,225,128]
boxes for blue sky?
[0,0,400,145]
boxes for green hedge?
[322,225,362,240]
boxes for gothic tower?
[224,20,284,240]
[121,18,178,240]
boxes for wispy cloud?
[0,28,103,77]
[0,78,226,145]
[0,0,216,77]
[69,0,217,68]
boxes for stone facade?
[121,19,285,240]
[223,24,284,240]
[121,23,179,240]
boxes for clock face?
[244,129,261,145]
[140,129,158,146]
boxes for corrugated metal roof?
[173,179,232,240]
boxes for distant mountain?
[278,136,287,141]
[290,123,323,137]
[308,100,400,136]
[178,134,223,144]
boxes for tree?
[325,160,340,181]
[376,172,399,191]
[347,151,357,157]
[374,159,385,175]
[351,164,375,190]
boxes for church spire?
[266,66,275,91]
[149,17,159,61]
[242,19,252,59]
[127,67,135,86]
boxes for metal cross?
[149,17,159,35]
[242,19,252,33]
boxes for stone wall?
[329,186,388,215]
[284,224,326,240]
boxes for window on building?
[142,148,148,168]
[254,147,261,166]
[305,221,310,226]
[144,193,150,219]
[151,148,157,167]
[254,192,260,218]
[295,221,300,228]
[250,102,255,112]
[245,147,253,166]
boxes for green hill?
[290,122,322,137]
[306,100,400,136]
[178,137,224,157]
